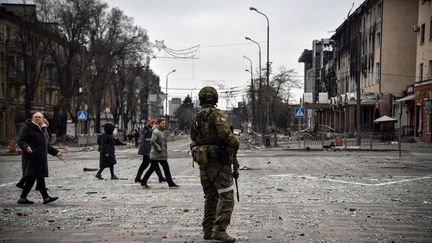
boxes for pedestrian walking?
[16,117,51,192]
[190,86,239,242]
[135,119,166,183]
[16,112,64,204]
[134,128,140,147]
[95,123,123,180]
[141,118,179,189]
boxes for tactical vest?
[192,107,225,146]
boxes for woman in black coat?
[17,112,64,204]
[95,123,123,180]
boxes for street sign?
[77,111,87,121]
[294,108,305,119]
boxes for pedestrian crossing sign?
[77,111,87,121]
[294,108,305,119]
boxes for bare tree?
[35,0,149,136]
[83,6,149,133]
[9,3,50,118]
[269,66,301,130]
[36,0,100,138]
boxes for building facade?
[0,3,61,142]
[413,0,432,142]
[299,0,419,136]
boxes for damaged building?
[299,0,419,137]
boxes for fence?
[280,131,412,151]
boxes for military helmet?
[198,86,218,105]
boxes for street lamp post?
[165,69,176,118]
[250,7,270,135]
[244,37,262,89]
[249,7,269,87]
[245,37,263,133]
[243,55,256,132]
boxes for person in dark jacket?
[135,119,166,183]
[134,128,140,147]
[141,118,178,189]
[16,117,51,191]
[17,112,64,204]
[95,122,123,180]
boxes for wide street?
[0,136,431,242]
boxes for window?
[430,18,432,40]
[376,32,381,47]
[420,23,425,44]
[375,62,381,84]
[420,63,424,81]
[377,3,382,19]
[0,19,4,43]
[0,81,4,99]
[0,52,4,72]
[429,60,432,79]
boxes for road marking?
[270,174,432,186]
[172,149,189,152]
[0,182,16,187]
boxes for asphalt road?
[0,136,431,242]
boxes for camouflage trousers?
[200,163,234,233]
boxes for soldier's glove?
[233,170,239,179]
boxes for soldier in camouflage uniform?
[190,86,239,243]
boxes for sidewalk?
[0,134,190,156]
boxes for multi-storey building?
[0,3,61,142]
[298,39,334,130]
[300,0,419,136]
[413,0,432,142]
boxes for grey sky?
[95,1,363,108]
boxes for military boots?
[211,231,236,243]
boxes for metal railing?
[279,131,411,151]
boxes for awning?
[395,94,415,102]
[374,115,397,123]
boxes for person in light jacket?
[135,119,166,183]
[141,118,178,189]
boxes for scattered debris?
[239,166,250,170]
[83,167,98,172]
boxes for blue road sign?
[77,111,87,121]
[294,108,305,119]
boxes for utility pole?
[245,37,263,133]
[356,32,361,146]
[243,55,256,131]
[249,6,270,135]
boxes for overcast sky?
[105,0,364,108]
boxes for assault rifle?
[233,157,240,202]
